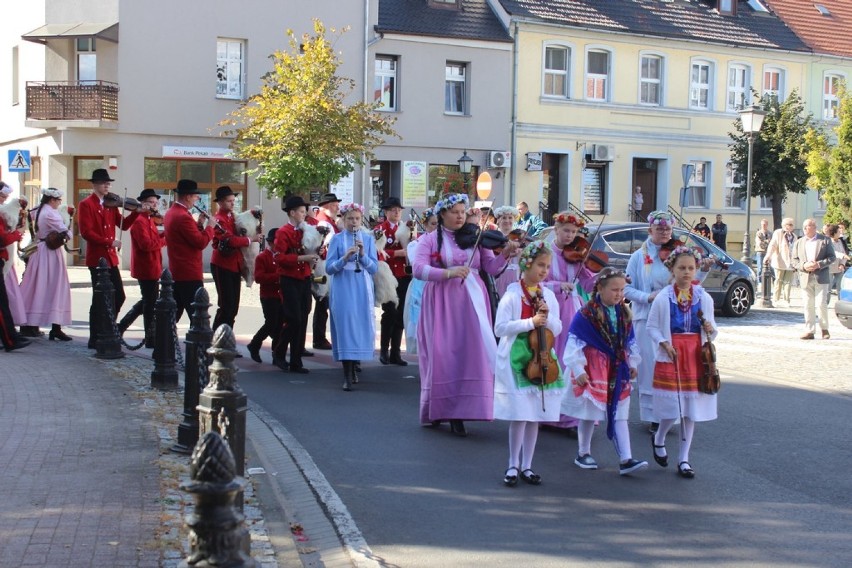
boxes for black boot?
[49,324,72,342]
[379,304,392,364]
[342,361,352,391]
[20,325,44,338]
[389,328,408,365]
[352,361,360,384]
[117,300,143,335]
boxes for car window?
[675,230,709,254]
[599,228,634,255]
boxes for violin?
[525,290,560,396]
[562,235,609,273]
[150,211,165,226]
[696,310,721,395]
[658,238,684,262]
[103,192,141,211]
[455,222,508,250]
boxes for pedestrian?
[632,185,644,218]
[754,218,772,281]
[492,205,522,299]
[247,229,284,365]
[763,217,797,307]
[647,246,718,479]
[77,168,139,348]
[413,193,519,436]
[826,224,849,297]
[692,217,711,240]
[19,188,72,343]
[311,192,341,351]
[402,208,438,355]
[124,189,166,347]
[376,197,411,366]
[326,203,378,391]
[163,179,215,322]
[494,241,564,487]
[0,183,27,329]
[272,195,318,374]
[562,267,647,476]
[791,218,835,340]
[711,214,727,251]
[514,201,547,238]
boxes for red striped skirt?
[652,333,702,393]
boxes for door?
[632,159,658,222]
[541,153,561,224]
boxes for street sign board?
[8,150,31,173]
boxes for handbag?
[44,230,68,250]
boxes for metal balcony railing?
[26,80,119,121]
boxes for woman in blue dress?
[326,203,379,391]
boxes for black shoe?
[520,468,542,485]
[273,358,289,371]
[503,467,519,487]
[389,353,408,366]
[289,367,310,374]
[20,326,44,338]
[449,420,467,437]
[302,350,315,357]
[648,422,659,434]
[313,340,333,350]
[248,344,262,363]
[379,351,390,365]
[5,339,30,352]
[354,362,362,373]
[619,459,649,476]
[48,328,73,342]
[678,461,695,479]
[652,435,668,467]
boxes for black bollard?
[762,266,774,308]
[94,257,124,360]
[179,431,255,568]
[172,288,213,454]
[151,268,179,389]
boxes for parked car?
[551,223,757,317]
[835,266,852,329]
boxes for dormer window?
[429,0,459,8]
[815,4,831,16]
[718,0,737,16]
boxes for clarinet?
[353,229,363,273]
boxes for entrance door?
[541,153,561,225]
[632,159,658,222]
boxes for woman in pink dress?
[413,193,519,437]
[20,188,73,340]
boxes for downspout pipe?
[509,19,519,206]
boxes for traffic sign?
[8,150,31,173]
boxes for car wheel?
[722,280,752,317]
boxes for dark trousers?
[88,266,126,344]
[211,265,242,330]
[0,259,19,347]
[173,280,204,323]
[380,275,410,355]
[312,295,329,344]
[250,297,284,350]
[274,277,311,370]
[139,279,159,342]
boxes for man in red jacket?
[376,196,410,365]
[247,228,283,364]
[164,179,215,322]
[210,185,263,331]
[77,168,140,349]
[272,195,318,374]
[311,192,340,350]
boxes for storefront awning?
[22,22,119,44]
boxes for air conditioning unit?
[593,144,616,162]
[487,151,511,168]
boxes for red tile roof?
[763,0,852,58]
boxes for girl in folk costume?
[326,203,379,391]
[413,193,520,437]
[403,208,438,355]
[492,205,522,299]
[494,241,565,486]
[563,268,648,475]
[647,246,718,479]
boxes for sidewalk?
[64,266,214,289]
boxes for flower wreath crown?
[492,205,518,219]
[553,213,585,228]
[420,207,435,223]
[340,202,365,216]
[435,193,469,212]
[662,245,703,270]
[519,240,549,272]
[647,210,675,227]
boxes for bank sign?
[162,146,234,160]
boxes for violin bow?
[461,205,494,285]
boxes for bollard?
[94,257,124,360]
[179,431,255,568]
[761,266,774,308]
[151,268,179,389]
[172,288,213,454]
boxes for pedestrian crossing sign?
[8,149,31,173]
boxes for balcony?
[26,81,119,127]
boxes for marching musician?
[311,192,341,351]
[210,185,262,331]
[163,179,215,322]
[376,196,410,366]
[272,195,318,374]
[247,228,284,365]
[0,182,30,351]
[0,183,28,333]
[77,169,140,349]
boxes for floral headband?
[662,245,703,270]
[493,205,518,219]
[595,266,631,286]
[519,240,550,272]
[647,210,675,227]
[340,202,365,216]
[420,208,435,223]
[41,187,64,199]
[435,193,469,212]
[553,213,585,228]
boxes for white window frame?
[724,162,745,210]
[758,195,772,210]
[542,43,571,99]
[762,65,785,104]
[445,62,467,115]
[76,37,96,83]
[823,72,845,120]
[584,48,611,102]
[639,52,664,106]
[12,45,19,105]
[726,63,750,112]
[375,55,398,111]
[685,161,710,208]
[690,59,714,110]
[217,38,246,100]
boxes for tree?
[806,86,852,226]
[219,20,398,197]
[728,90,815,229]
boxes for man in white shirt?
[791,218,835,340]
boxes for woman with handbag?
[19,188,73,340]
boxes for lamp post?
[739,105,766,265]
[458,150,473,193]
[680,163,695,225]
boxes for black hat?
[283,195,309,212]
[137,188,161,201]
[176,179,200,195]
[381,196,403,210]
[214,185,237,202]
[89,169,114,183]
[266,228,278,242]
[318,192,341,206]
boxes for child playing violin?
[494,241,565,486]
[562,267,648,476]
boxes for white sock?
[679,418,695,464]
[508,421,524,469]
[577,420,595,456]
[613,419,632,462]
[521,422,539,470]
[654,418,678,457]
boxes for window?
[217,39,246,100]
[718,0,736,15]
[763,67,784,103]
[817,189,827,211]
[724,162,745,209]
[640,54,662,105]
[685,162,709,207]
[445,62,467,114]
[11,46,19,105]
[690,60,713,110]
[375,56,397,111]
[543,46,569,98]
[823,73,843,120]
[144,158,248,211]
[76,37,96,83]
[585,50,609,101]
[727,64,749,111]
[758,195,772,209]
[581,165,606,214]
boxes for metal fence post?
[151,268,179,389]
[94,257,124,360]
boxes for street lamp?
[738,105,767,265]
[458,150,473,192]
